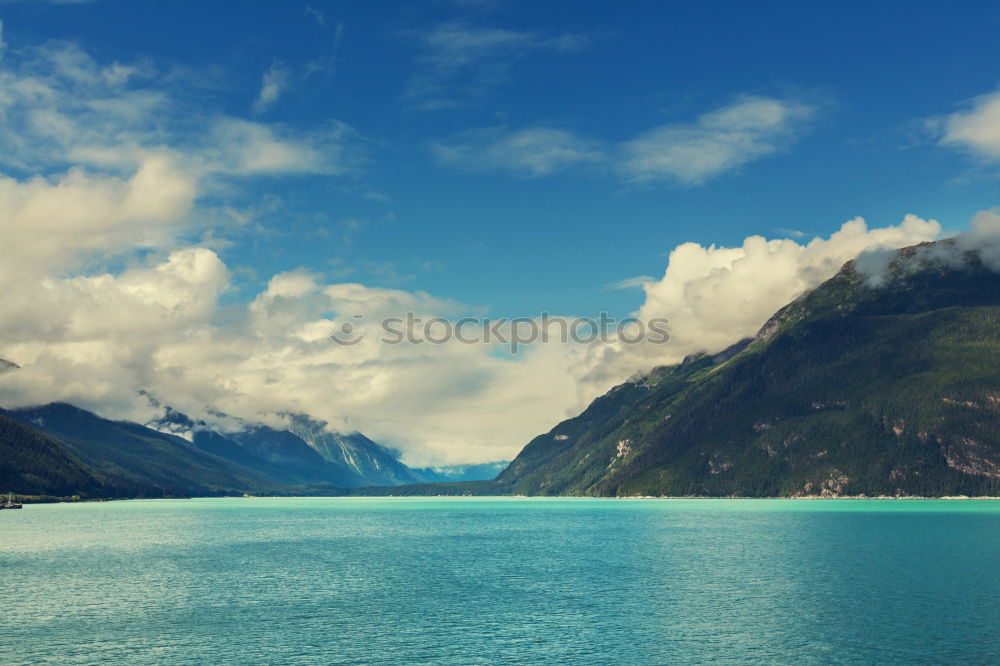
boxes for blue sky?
[4,0,998,318]
[2,0,1000,462]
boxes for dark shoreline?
[13,492,1000,505]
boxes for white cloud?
[431,126,602,176]
[0,248,229,422]
[304,6,326,28]
[0,37,358,296]
[620,96,815,185]
[207,118,352,176]
[406,22,587,109]
[959,209,1000,270]
[0,154,196,278]
[432,96,817,185]
[856,208,1000,284]
[252,62,289,114]
[573,214,943,395]
[0,41,359,178]
[0,251,584,464]
[937,89,1000,161]
[605,276,656,291]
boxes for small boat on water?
[2,492,22,510]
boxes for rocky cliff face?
[285,415,424,486]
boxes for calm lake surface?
[2,497,1000,664]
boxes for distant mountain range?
[142,403,426,487]
[411,461,510,483]
[0,399,504,499]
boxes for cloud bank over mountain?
[0,32,982,465]
[0,200,944,465]
[571,214,942,398]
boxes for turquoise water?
[2,498,1000,664]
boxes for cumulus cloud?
[432,96,817,184]
[573,214,943,395]
[252,62,289,114]
[0,33,401,453]
[0,154,196,278]
[406,22,587,109]
[0,248,229,421]
[937,89,1000,161]
[0,251,584,465]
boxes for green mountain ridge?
[494,240,1000,497]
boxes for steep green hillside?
[497,243,1000,497]
[0,413,122,498]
